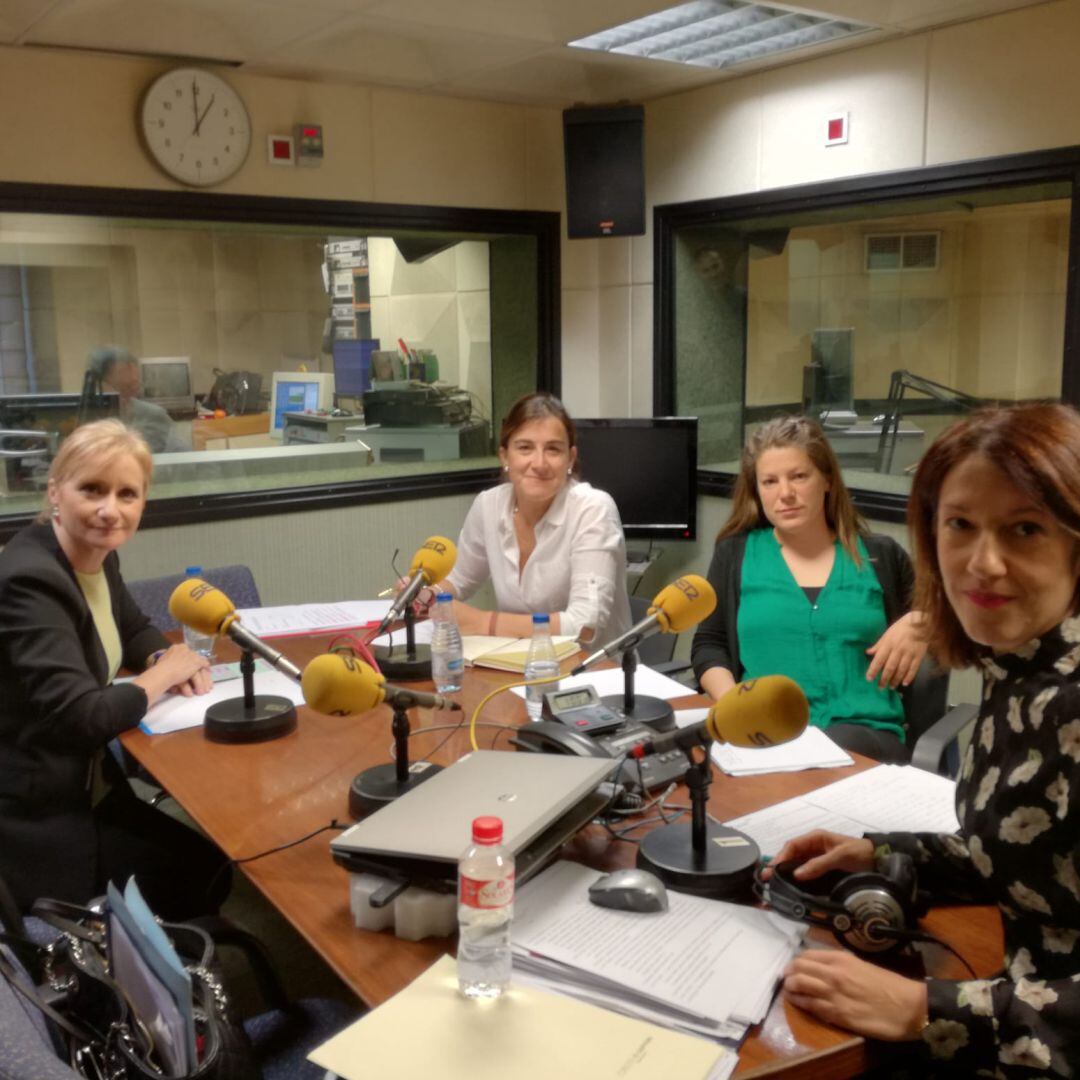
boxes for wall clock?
[140,67,252,187]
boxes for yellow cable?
[468,671,565,751]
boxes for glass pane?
[0,210,540,514]
[673,180,1071,494]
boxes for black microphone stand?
[372,602,433,682]
[204,647,298,744]
[636,745,760,899]
[600,646,675,730]
[349,697,443,817]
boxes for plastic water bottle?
[181,566,215,659]
[430,593,464,694]
[457,815,514,999]
[524,612,560,721]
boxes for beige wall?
[566,0,1080,418]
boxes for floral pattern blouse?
[868,618,1080,1077]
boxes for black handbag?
[0,897,260,1080]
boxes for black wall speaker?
[563,105,645,239]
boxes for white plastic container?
[523,612,559,720]
[430,593,464,694]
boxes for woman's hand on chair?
[865,611,928,689]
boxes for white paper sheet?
[512,861,803,1030]
[139,668,306,735]
[724,764,960,857]
[509,665,694,702]
[234,600,391,638]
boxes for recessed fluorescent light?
[569,1,873,71]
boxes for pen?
[377,587,395,598]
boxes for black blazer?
[0,523,167,905]
[690,530,915,686]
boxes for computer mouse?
[588,868,669,913]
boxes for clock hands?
[191,77,200,135]
[194,92,217,137]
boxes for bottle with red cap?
[457,815,515,998]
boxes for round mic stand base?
[601,647,674,731]
[371,604,433,681]
[601,693,675,731]
[636,822,759,900]
[372,643,433,682]
[203,648,297,743]
[636,745,759,899]
[349,761,442,818]
[204,696,298,744]
[347,701,442,817]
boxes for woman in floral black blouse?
[765,403,1080,1077]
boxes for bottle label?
[447,657,464,673]
[459,871,515,909]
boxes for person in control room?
[765,403,1080,1076]
[441,391,633,649]
[0,419,230,918]
[87,344,189,453]
[691,415,928,763]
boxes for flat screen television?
[573,417,698,541]
[139,356,195,414]
[269,371,335,438]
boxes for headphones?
[757,853,927,955]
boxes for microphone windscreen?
[168,578,234,636]
[706,675,809,748]
[301,652,386,716]
[649,574,717,633]
[409,536,457,585]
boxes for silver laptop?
[331,751,616,890]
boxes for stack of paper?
[724,764,960,858]
[108,878,194,1077]
[462,634,580,672]
[234,600,391,638]
[309,955,733,1080]
[510,861,804,1045]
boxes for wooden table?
[190,412,270,450]
[121,635,1003,1078]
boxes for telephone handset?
[509,720,610,758]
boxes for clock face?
[140,68,251,187]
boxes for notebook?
[462,634,580,673]
[331,751,617,891]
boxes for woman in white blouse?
[443,393,632,649]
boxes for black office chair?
[901,658,978,778]
[126,564,262,630]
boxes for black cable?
[205,820,348,900]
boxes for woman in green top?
[690,415,928,763]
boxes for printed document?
[234,600,391,638]
[725,764,959,856]
[512,861,803,1033]
[510,665,695,703]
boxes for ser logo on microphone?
[673,576,701,602]
[189,581,220,602]
[422,539,448,556]
[331,649,361,673]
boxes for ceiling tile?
[362,0,674,46]
[256,13,548,90]
[0,0,56,43]
[447,46,726,107]
[22,0,368,61]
